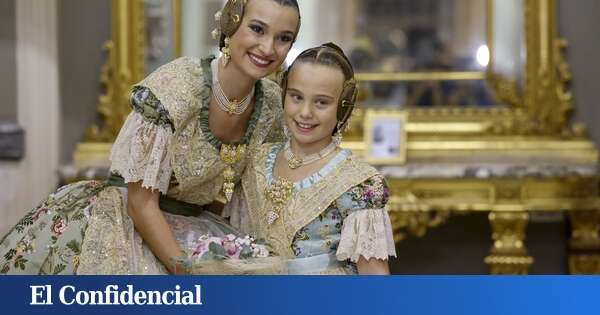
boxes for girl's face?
[227,0,299,80]
[284,62,345,151]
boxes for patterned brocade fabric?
[130,86,175,132]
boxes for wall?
[58,0,111,163]
[0,0,17,121]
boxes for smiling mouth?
[294,120,318,133]
[248,53,273,68]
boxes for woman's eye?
[249,25,263,34]
[288,94,302,102]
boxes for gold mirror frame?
[76,0,596,167]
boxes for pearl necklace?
[283,140,338,169]
[211,58,255,115]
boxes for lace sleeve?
[336,175,397,262]
[109,87,174,193]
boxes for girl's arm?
[127,181,186,274]
[357,256,391,275]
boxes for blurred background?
[1,0,600,274]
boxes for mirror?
[489,0,525,88]
[144,0,180,74]
[344,0,523,108]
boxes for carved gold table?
[379,162,600,274]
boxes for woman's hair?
[218,0,301,48]
[284,43,358,134]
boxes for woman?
[0,0,301,275]
[227,44,397,275]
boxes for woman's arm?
[357,256,391,275]
[127,181,185,274]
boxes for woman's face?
[228,0,299,80]
[284,62,345,151]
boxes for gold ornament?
[221,37,231,66]
[219,143,247,202]
[287,156,303,169]
[264,177,294,225]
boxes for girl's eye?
[316,100,330,107]
[278,34,293,43]
[292,95,303,102]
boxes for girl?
[228,44,396,274]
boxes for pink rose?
[192,239,210,257]
[51,219,67,236]
[222,240,240,259]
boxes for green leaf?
[14,256,28,270]
[53,264,66,275]
[66,240,81,254]
[208,242,227,260]
[71,212,85,221]
[239,246,253,259]
[3,249,17,261]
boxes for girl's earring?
[333,122,344,147]
[282,118,291,140]
[221,37,231,66]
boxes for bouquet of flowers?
[181,234,286,275]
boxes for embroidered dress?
[0,56,284,274]
[226,143,397,275]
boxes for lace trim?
[264,143,353,190]
[336,208,397,263]
[109,112,173,194]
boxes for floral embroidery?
[0,181,104,274]
[51,218,67,237]
[290,174,391,264]
[130,86,175,132]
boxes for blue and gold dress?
[228,143,397,274]
[0,56,284,274]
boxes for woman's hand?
[127,181,185,274]
[356,256,391,275]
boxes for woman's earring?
[333,122,344,147]
[221,37,231,66]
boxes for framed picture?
[364,110,407,165]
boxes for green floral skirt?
[0,180,105,275]
[0,178,239,275]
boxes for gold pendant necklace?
[220,143,247,202]
[283,140,337,170]
[264,177,294,225]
